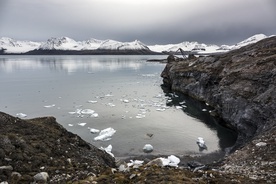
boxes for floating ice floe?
[91,113,99,118]
[202,109,207,112]
[89,128,100,134]
[94,127,116,141]
[44,104,56,108]
[136,114,146,119]
[107,103,116,107]
[175,106,183,109]
[156,108,166,112]
[81,109,95,115]
[16,113,27,118]
[78,122,87,126]
[87,100,98,104]
[68,124,73,127]
[122,99,130,103]
[100,144,114,157]
[105,94,114,97]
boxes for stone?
[33,172,49,182]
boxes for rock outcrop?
[161,36,276,149]
[0,112,115,183]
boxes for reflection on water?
[0,55,237,157]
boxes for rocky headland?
[0,37,275,183]
[161,36,276,181]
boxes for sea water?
[0,55,237,157]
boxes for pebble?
[33,172,49,182]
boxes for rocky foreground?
[0,37,276,183]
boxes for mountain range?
[0,34,271,55]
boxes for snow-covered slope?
[80,38,103,50]
[0,37,41,53]
[230,34,268,50]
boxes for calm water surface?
[0,55,237,157]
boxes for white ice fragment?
[136,114,145,119]
[100,144,114,157]
[123,99,129,103]
[196,137,207,149]
[87,100,98,104]
[94,127,116,141]
[127,160,144,168]
[156,108,166,112]
[107,103,116,107]
[202,109,207,112]
[91,113,99,118]
[68,124,74,127]
[175,106,183,109]
[179,101,186,105]
[44,104,55,108]
[154,155,180,167]
[89,128,100,134]
[16,113,27,118]
[154,94,163,98]
[143,144,153,153]
[168,155,180,166]
[81,109,95,115]
[78,122,87,126]
[105,94,114,97]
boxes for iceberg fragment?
[78,122,87,126]
[100,144,114,157]
[16,113,27,118]
[44,104,56,108]
[81,109,95,115]
[89,128,100,134]
[94,127,116,141]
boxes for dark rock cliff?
[161,36,276,149]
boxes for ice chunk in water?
[89,128,100,134]
[81,109,95,115]
[100,144,114,157]
[44,104,56,108]
[78,122,87,126]
[87,100,97,104]
[94,127,116,141]
[91,113,99,118]
[16,113,27,118]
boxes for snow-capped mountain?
[148,34,269,54]
[39,37,82,50]
[0,37,41,53]
[0,33,271,54]
[98,39,149,50]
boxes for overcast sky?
[0,0,275,45]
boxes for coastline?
[0,37,275,183]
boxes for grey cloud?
[0,0,275,45]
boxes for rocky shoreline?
[0,37,275,183]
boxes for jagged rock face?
[161,37,276,148]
